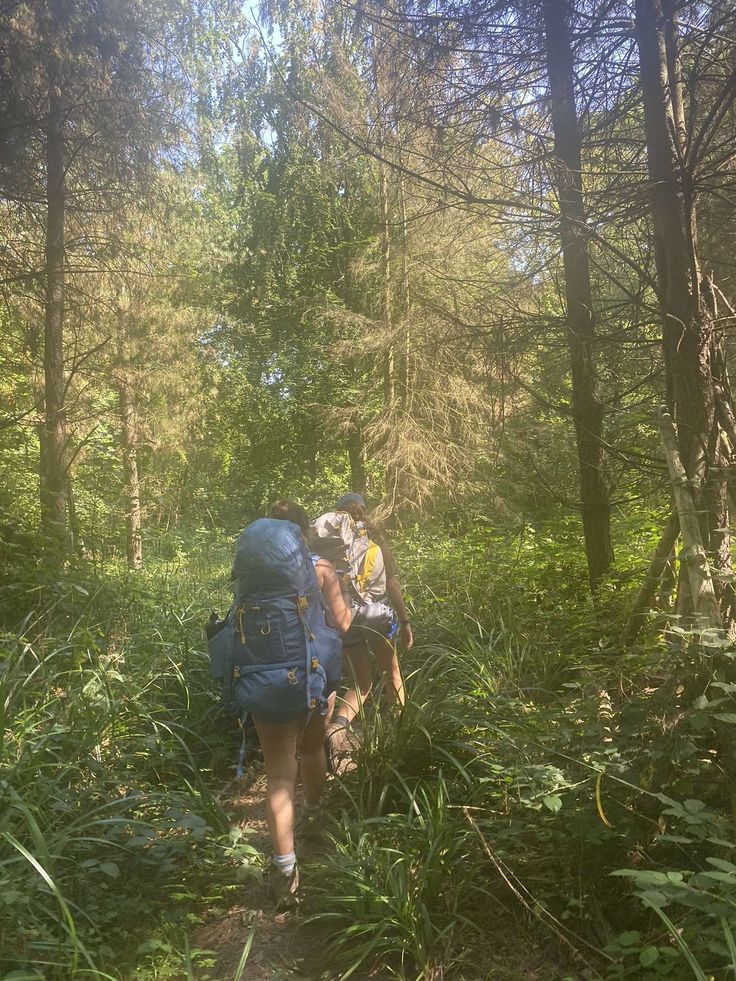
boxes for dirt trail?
[193,724,366,980]
[193,754,556,981]
[194,773,311,980]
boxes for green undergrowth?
[0,536,260,980]
[302,635,736,979]
[300,510,736,980]
[2,511,736,980]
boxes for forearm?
[320,563,354,634]
[386,576,409,622]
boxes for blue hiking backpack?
[207,518,342,722]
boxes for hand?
[399,621,413,650]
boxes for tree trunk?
[635,0,734,625]
[66,466,83,556]
[26,323,49,518]
[635,0,712,487]
[543,0,613,589]
[118,370,143,570]
[378,150,394,406]
[372,20,397,509]
[348,425,366,493]
[42,56,69,546]
[623,512,680,645]
[342,200,367,496]
[657,408,721,630]
[397,161,411,413]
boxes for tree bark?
[634,0,736,629]
[378,143,394,406]
[66,466,82,556]
[117,314,142,570]
[397,160,411,413]
[348,425,366,493]
[118,370,143,569]
[26,323,49,518]
[543,0,613,589]
[657,408,721,630]
[635,0,712,492]
[372,19,398,510]
[42,52,69,546]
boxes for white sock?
[272,851,296,876]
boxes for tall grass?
[3,512,735,979]
[301,515,736,980]
[0,544,246,979]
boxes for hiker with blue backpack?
[310,493,413,769]
[208,500,352,908]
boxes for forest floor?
[194,772,305,980]
[193,749,562,981]
[194,729,369,981]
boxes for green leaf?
[699,871,736,884]
[640,889,669,908]
[612,869,670,885]
[99,862,120,879]
[639,946,659,967]
[684,800,707,814]
[706,857,736,874]
[542,794,562,813]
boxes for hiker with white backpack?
[208,500,352,908]
[310,493,413,768]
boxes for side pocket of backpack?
[207,609,234,680]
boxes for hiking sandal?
[268,863,299,913]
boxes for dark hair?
[342,500,368,522]
[269,499,311,534]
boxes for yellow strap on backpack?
[356,540,381,593]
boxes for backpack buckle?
[297,595,309,612]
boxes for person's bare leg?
[333,640,372,727]
[300,692,336,805]
[370,635,405,709]
[253,716,299,856]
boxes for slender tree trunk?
[42,56,69,546]
[342,201,367,495]
[119,373,142,569]
[657,408,721,630]
[348,426,366,493]
[635,0,712,485]
[66,466,82,555]
[635,0,734,624]
[397,157,411,413]
[543,0,613,589]
[26,323,49,516]
[372,20,398,509]
[117,317,142,570]
[378,153,394,406]
[623,512,680,645]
